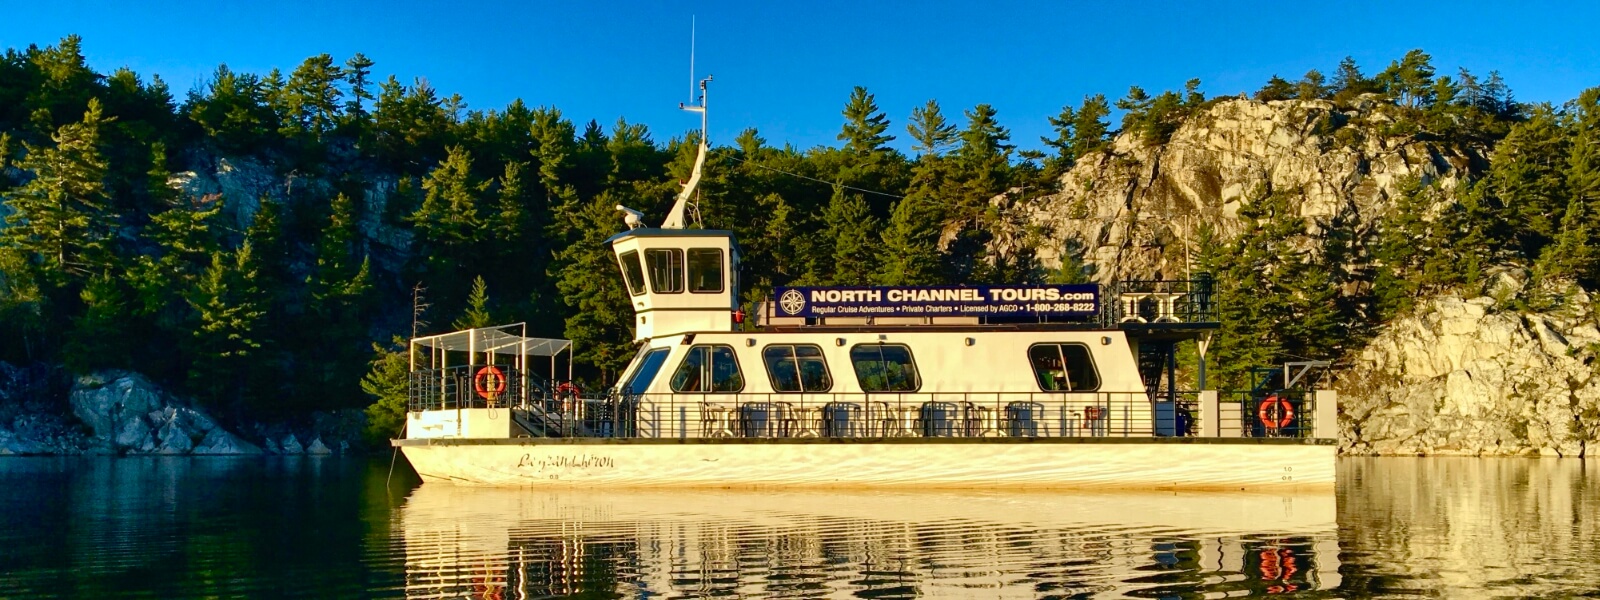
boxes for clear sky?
[7,0,1599,154]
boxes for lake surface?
[0,457,1596,598]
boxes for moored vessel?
[393,79,1337,489]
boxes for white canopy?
[411,324,571,357]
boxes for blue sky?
[7,1,1599,153]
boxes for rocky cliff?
[0,366,366,456]
[1014,97,1600,456]
[1338,275,1600,457]
[1012,97,1481,281]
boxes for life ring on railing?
[555,381,581,399]
[473,365,508,400]
[1257,394,1294,430]
[1083,406,1105,421]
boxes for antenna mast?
[662,19,710,230]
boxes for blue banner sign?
[772,284,1100,318]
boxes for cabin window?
[686,248,724,293]
[763,344,832,392]
[670,345,744,392]
[618,250,647,296]
[622,347,671,395]
[1028,343,1100,391]
[646,248,684,293]
[850,344,920,392]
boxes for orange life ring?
[1257,395,1294,429]
[474,365,508,400]
[555,381,581,398]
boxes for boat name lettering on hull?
[516,453,616,472]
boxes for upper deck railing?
[1104,276,1217,328]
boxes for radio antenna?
[663,19,710,229]
[688,16,696,103]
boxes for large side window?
[763,344,832,392]
[850,344,920,392]
[618,250,647,296]
[622,348,671,395]
[686,248,724,293]
[670,345,745,392]
[1028,343,1100,391]
[646,248,684,293]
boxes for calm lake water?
[0,457,1597,598]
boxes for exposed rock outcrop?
[69,371,263,455]
[1339,276,1600,457]
[1012,97,1481,281]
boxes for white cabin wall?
[622,331,1146,395]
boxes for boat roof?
[411,324,572,356]
[605,227,737,244]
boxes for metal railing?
[1221,390,1317,439]
[1107,277,1217,325]
[408,365,541,411]
[508,391,1213,441]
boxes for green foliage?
[186,244,267,410]
[838,86,894,155]
[453,275,494,330]
[0,36,1569,424]
[360,336,411,445]
[2,98,119,283]
[906,99,956,156]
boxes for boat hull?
[396,437,1335,490]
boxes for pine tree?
[1533,195,1597,285]
[1069,94,1112,160]
[412,145,489,301]
[551,192,637,383]
[875,189,944,286]
[822,186,881,285]
[1487,106,1570,256]
[1,98,119,284]
[1297,69,1329,100]
[453,275,494,329]
[187,244,267,410]
[1381,49,1436,108]
[285,54,344,136]
[838,86,894,155]
[906,99,957,157]
[1255,75,1297,101]
[343,53,375,118]
[1041,103,1078,172]
[63,273,132,374]
[361,336,412,444]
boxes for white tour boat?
[393,79,1337,489]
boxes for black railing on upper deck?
[1104,275,1217,326]
[476,389,1319,441]
[408,365,541,411]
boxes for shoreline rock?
[1339,277,1600,457]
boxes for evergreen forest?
[3,37,1598,442]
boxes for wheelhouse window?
[618,250,647,296]
[850,344,920,392]
[622,348,671,395]
[686,248,724,293]
[1029,343,1100,391]
[763,344,832,392]
[671,345,744,392]
[646,248,683,293]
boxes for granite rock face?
[1009,97,1480,282]
[69,371,262,455]
[1338,278,1600,457]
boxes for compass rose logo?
[779,289,807,315]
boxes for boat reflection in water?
[397,486,1340,598]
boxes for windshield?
[622,347,671,395]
